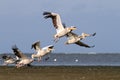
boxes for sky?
[0,0,120,53]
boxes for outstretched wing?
[31,41,41,52]
[66,32,78,38]
[2,55,13,60]
[75,41,95,48]
[12,45,27,59]
[43,11,64,30]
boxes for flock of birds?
[1,11,96,68]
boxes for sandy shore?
[0,66,120,80]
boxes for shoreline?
[1,66,120,80]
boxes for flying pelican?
[43,11,76,42]
[12,45,34,68]
[2,55,19,66]
[65,32,96,48]
[31,41,54,62]
[62,23,96,48]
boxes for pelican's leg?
[53,34,60,43]
[54,37,59,43]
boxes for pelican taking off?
[31,41,54,62]
[2,55,19,66]
[12,45,34,68]
[43,11,76,42]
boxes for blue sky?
[0,0,120,53]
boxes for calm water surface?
[0,53,120,66]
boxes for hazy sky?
[0,0,120,53]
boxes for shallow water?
[1,53,120,66]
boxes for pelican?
[61,23,96,48]
[65,32,96,48]
[2,55,19,66]
[31,41,54,62]
[43,12,76,42]
[12,45,34,68]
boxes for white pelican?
[12,45,34,68]
[43,12,76,42]
[31,41,54,62]
[62,23,96,48]
[65,32,96,48]
[2,55,19,66]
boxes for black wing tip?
[31,41,40,49]
[88,45,95,48]
[44,15,51,19]
[31,44,34,49]
[43,11,53,19]
[32,41,40,45]
[2,55,11,59]
[12,45,18,50]
[92,32,96,36]
[2,55,7,59]
[43,11,51,15]
[49,45,54,49]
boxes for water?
[0,53,120,66]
